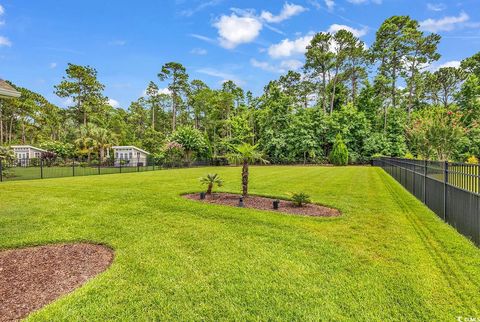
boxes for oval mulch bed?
[184,193,340,217]
[0,243,114,321]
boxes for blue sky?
[1,0,479,108]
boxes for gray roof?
[112,146,150,155]
[0,80,20,98]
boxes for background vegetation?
[1,15,479,164]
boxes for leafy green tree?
[39,141,75,159]
[434,67,464,108]
[55,64,107,126]
[407,107,465,160]
[169,126,207,163]
[328,103,371,162]
[329,134,349,165]
[372,16,418,109]
[456,74,480,123]
[402,22,441,114]
[305,32,334,112]
[158,62,189,131]
[227,143,268,197]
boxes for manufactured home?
[112,146,150,167]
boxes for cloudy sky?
[1,0,479,108]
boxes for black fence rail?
[0,157,227,182]
[373,157,480,246]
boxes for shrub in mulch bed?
[0,243,113,321]
[183,193,340,217]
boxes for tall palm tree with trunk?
[228,143,268,197]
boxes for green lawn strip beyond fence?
[0,166,479,320]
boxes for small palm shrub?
[330,134,349,166]
[291,192,311,207]
[200,173,223,195]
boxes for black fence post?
[424,159,427,203]
[0,159,3,182]
[444,161,448,221]
[119,159,122,173]
[72,159,75,177]
[40,158,44,179]
[137,155,140,172]
[98,161,101,175]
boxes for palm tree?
[227,143,268,197]
[91,127,117,163]
[75,124,97,162]
[200,173,223,195]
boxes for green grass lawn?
[1,166,479,321]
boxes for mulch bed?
[184,193,340,217]
[0,243,114,321]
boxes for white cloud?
[268,34,314,58]
[190,33,216,44]
[433,60,461,71]
[250,58,285,73]
[190,48,207,55]
[427,3,446,12]
[0,21,4,26]
[347,0,382,4]
[325,0,335,11]
[213,13,263,49]
[108,98,120,108]
[327,24,368,37]
[142,87,171,97]
[108,40,127,46]
[158,87,171,95]
[0,36,11,47]
[420,12,470,32]
[49,62,57,69]
[0,5,4,16]
[260,3,307,23]
[196,68,243,85]
[280,59,303,70]
[63,97,74,107]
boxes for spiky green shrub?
[290,192,311,207]
[200,173,223,195]
[329,134,349,166]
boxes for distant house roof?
[11,145,47,152]
[112,146,150,155]
[0,80,20,98]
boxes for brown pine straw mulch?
[0,243,114,321]
[184,193,340,217]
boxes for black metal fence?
[373,157,480,246]
[0,157,226,182]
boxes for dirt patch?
[0,243,113,321]
[184,193,340,217]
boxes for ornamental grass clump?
[330,134,349,166]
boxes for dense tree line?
[1,15,479,164]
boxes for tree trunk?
[100,147,105,163]
[322,71,327,113]
[21,121,26,144]
[351,77,357,107]
[330,68,339,114]
[207,183,213,195]
[152,106,155,131]
[242,160,248,197]
[392,67,397,109]
[172,92,177,131]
